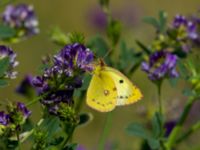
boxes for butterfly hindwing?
[101,67,142,106]
[86,72,117,112]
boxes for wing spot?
[120,96,123,99]
[104,90,110,96]
[119,80,124,84]
[92,99,95,101]
[113,87,117,91]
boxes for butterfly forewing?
[102,67,142,106]
[86,72,117,112]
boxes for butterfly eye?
[119,80,124,84]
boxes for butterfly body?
[86,64,142,112]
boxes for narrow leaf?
[0,79,8,87]
[0,57,10,77]
[0,24,16,39]
[126,123,150,139]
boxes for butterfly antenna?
[103,48,113,60]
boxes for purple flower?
[2,4,39,37]
[0,111,9,126]
[141,50,179,81]
[16,75,36,97]
[0,45,18,79]
[172,14,199,42]
[76,145,86,150]
[87,5,107,31]
[16,102,31,119]
[164,121,176,137]
[33,43,93,115]
[53,43,94,76]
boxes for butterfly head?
[92,59,106,76]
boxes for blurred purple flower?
[0,45,18,79]
[76,145,86,150]
[16,102,31,119]
[16,75,37,97]
[141,50,179,81]
[0,111,9,126]
[2,4,39,37]
[173,14,198,40]
[87,5,107,31]
[164,121,176,137]
[87,4,142,31]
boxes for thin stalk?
[26,93,48,107]
[61,125,76,148]
[165,96,197,150]
[98,111,113,150]
[16,129,21,150]
[156,81,163,115]
[176,121,200,144]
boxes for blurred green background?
[1,0,200,149]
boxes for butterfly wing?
[86,72,117,112]
[101,66,142,106]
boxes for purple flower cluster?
[0,102,31,127]
[32,43,93,115]
[0,45,18,79]
[141,50,178,81]
[171,14,200,50]
[173,15,199,40]
[0,111,9,126]
[2,4,39,37]
[16,102,32,119]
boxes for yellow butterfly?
[86,62,143,112]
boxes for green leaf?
[99,0,109,8]
[63,143,78,150]
[143,16,160,29]
[87,35,109,57]
[136,40,151,55]
[0,57,10,77]
[151,112,164,138]
[78,113,93,126]
[159,11,167,33]
[0,24,16,39]
[50,27,70,46]
[168,77,179,87]
[0,79,8,87]
[69,32,85,44]
[182,88,194,97]
[49,137,64,146]
[107,19,121,46]
[147,138,160,150]
[177,60,188,79]
[39,116,61,139]
[6,140,19,149]
[126,122,150,139]
[22,118,34,131]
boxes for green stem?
[16,129,21,150]
[165,96,197,150]
[26,93,48,107]
[157,81,162,115]
[176,121,200,144]
[98,111,113,150]
[61,125,76,148]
